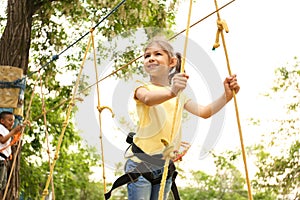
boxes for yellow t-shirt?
[133,83,189,155]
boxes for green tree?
[178,152,248,200]
[0,0,181,199]
[178,149,279,200]
[252,57,300,199]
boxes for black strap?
[105,143,181,200]
[104,162,180,200]
[104,172,139,199]
[0,153,7,160]
[131,143,168,167]
[171,171,180,200]
[104,162,151,199]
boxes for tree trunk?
[0,144,22,200]
[0,0,35,199]
[0,0,35,74]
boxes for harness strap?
[171,171,180,200]
[131,143,167,167]
[104,143,181,200]
[0,153,7,160]
[104,162,179,200]
[104,162,150,199]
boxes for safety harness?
[104,139,180,200]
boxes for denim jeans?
[125,159,172,200]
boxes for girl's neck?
[150,77,169,87]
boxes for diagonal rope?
[33,97,83,121]
[41,32,93,200]
[78,0,236,94]
[159,0,193,199]
[213,0,253,199]
[26,0,127,79]
[2,80,37,200]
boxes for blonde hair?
[144,37,182,83]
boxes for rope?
[41,31,93,200]
[79,0,236,93]
[90,28,115,194]
[158,0,193,199]
[2,80,37,200]
[212,0,253,199]
[0,132,21,154]
[39,70,56,200]
[25,0,126,79]
[33,97,83,121]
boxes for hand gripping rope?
[158,0,193,199]
[212,0,253,199]
[79,0,237,93]
[2,83,35,200]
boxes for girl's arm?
[135,87,176,106]
[184,74,240,118]
[135,73,188,106]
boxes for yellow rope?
[33,97,83,121]
[158,0,193,199]
[90,28,114,194]
[41,30,93,200]
[2,80,37,200]
[79,0,236,93]
[213,0,253,199]
[39,71,56,200]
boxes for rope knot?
[212,19,229,50]
[217,19,229,32]
[161,139,175,160]
[97,106,115,117]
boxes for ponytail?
[168,52,182,83]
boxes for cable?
[26,0,126,78]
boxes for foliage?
[252,57,300,199]
[20,142,103,199]
[178,152,249,200]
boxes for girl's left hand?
[224,74,240,101]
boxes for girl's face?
[143,43,176,77]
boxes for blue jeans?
[125,159,173,200]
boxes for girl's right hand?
[170,73,189,95]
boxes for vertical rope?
[90,28,114,194]
[2,80,37,200]
[39,71,56,199]
[41,33,93,200]
[213,0,253,199]
[91,28,106,193]
[158,0,193,199]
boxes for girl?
[105,37,240,200]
